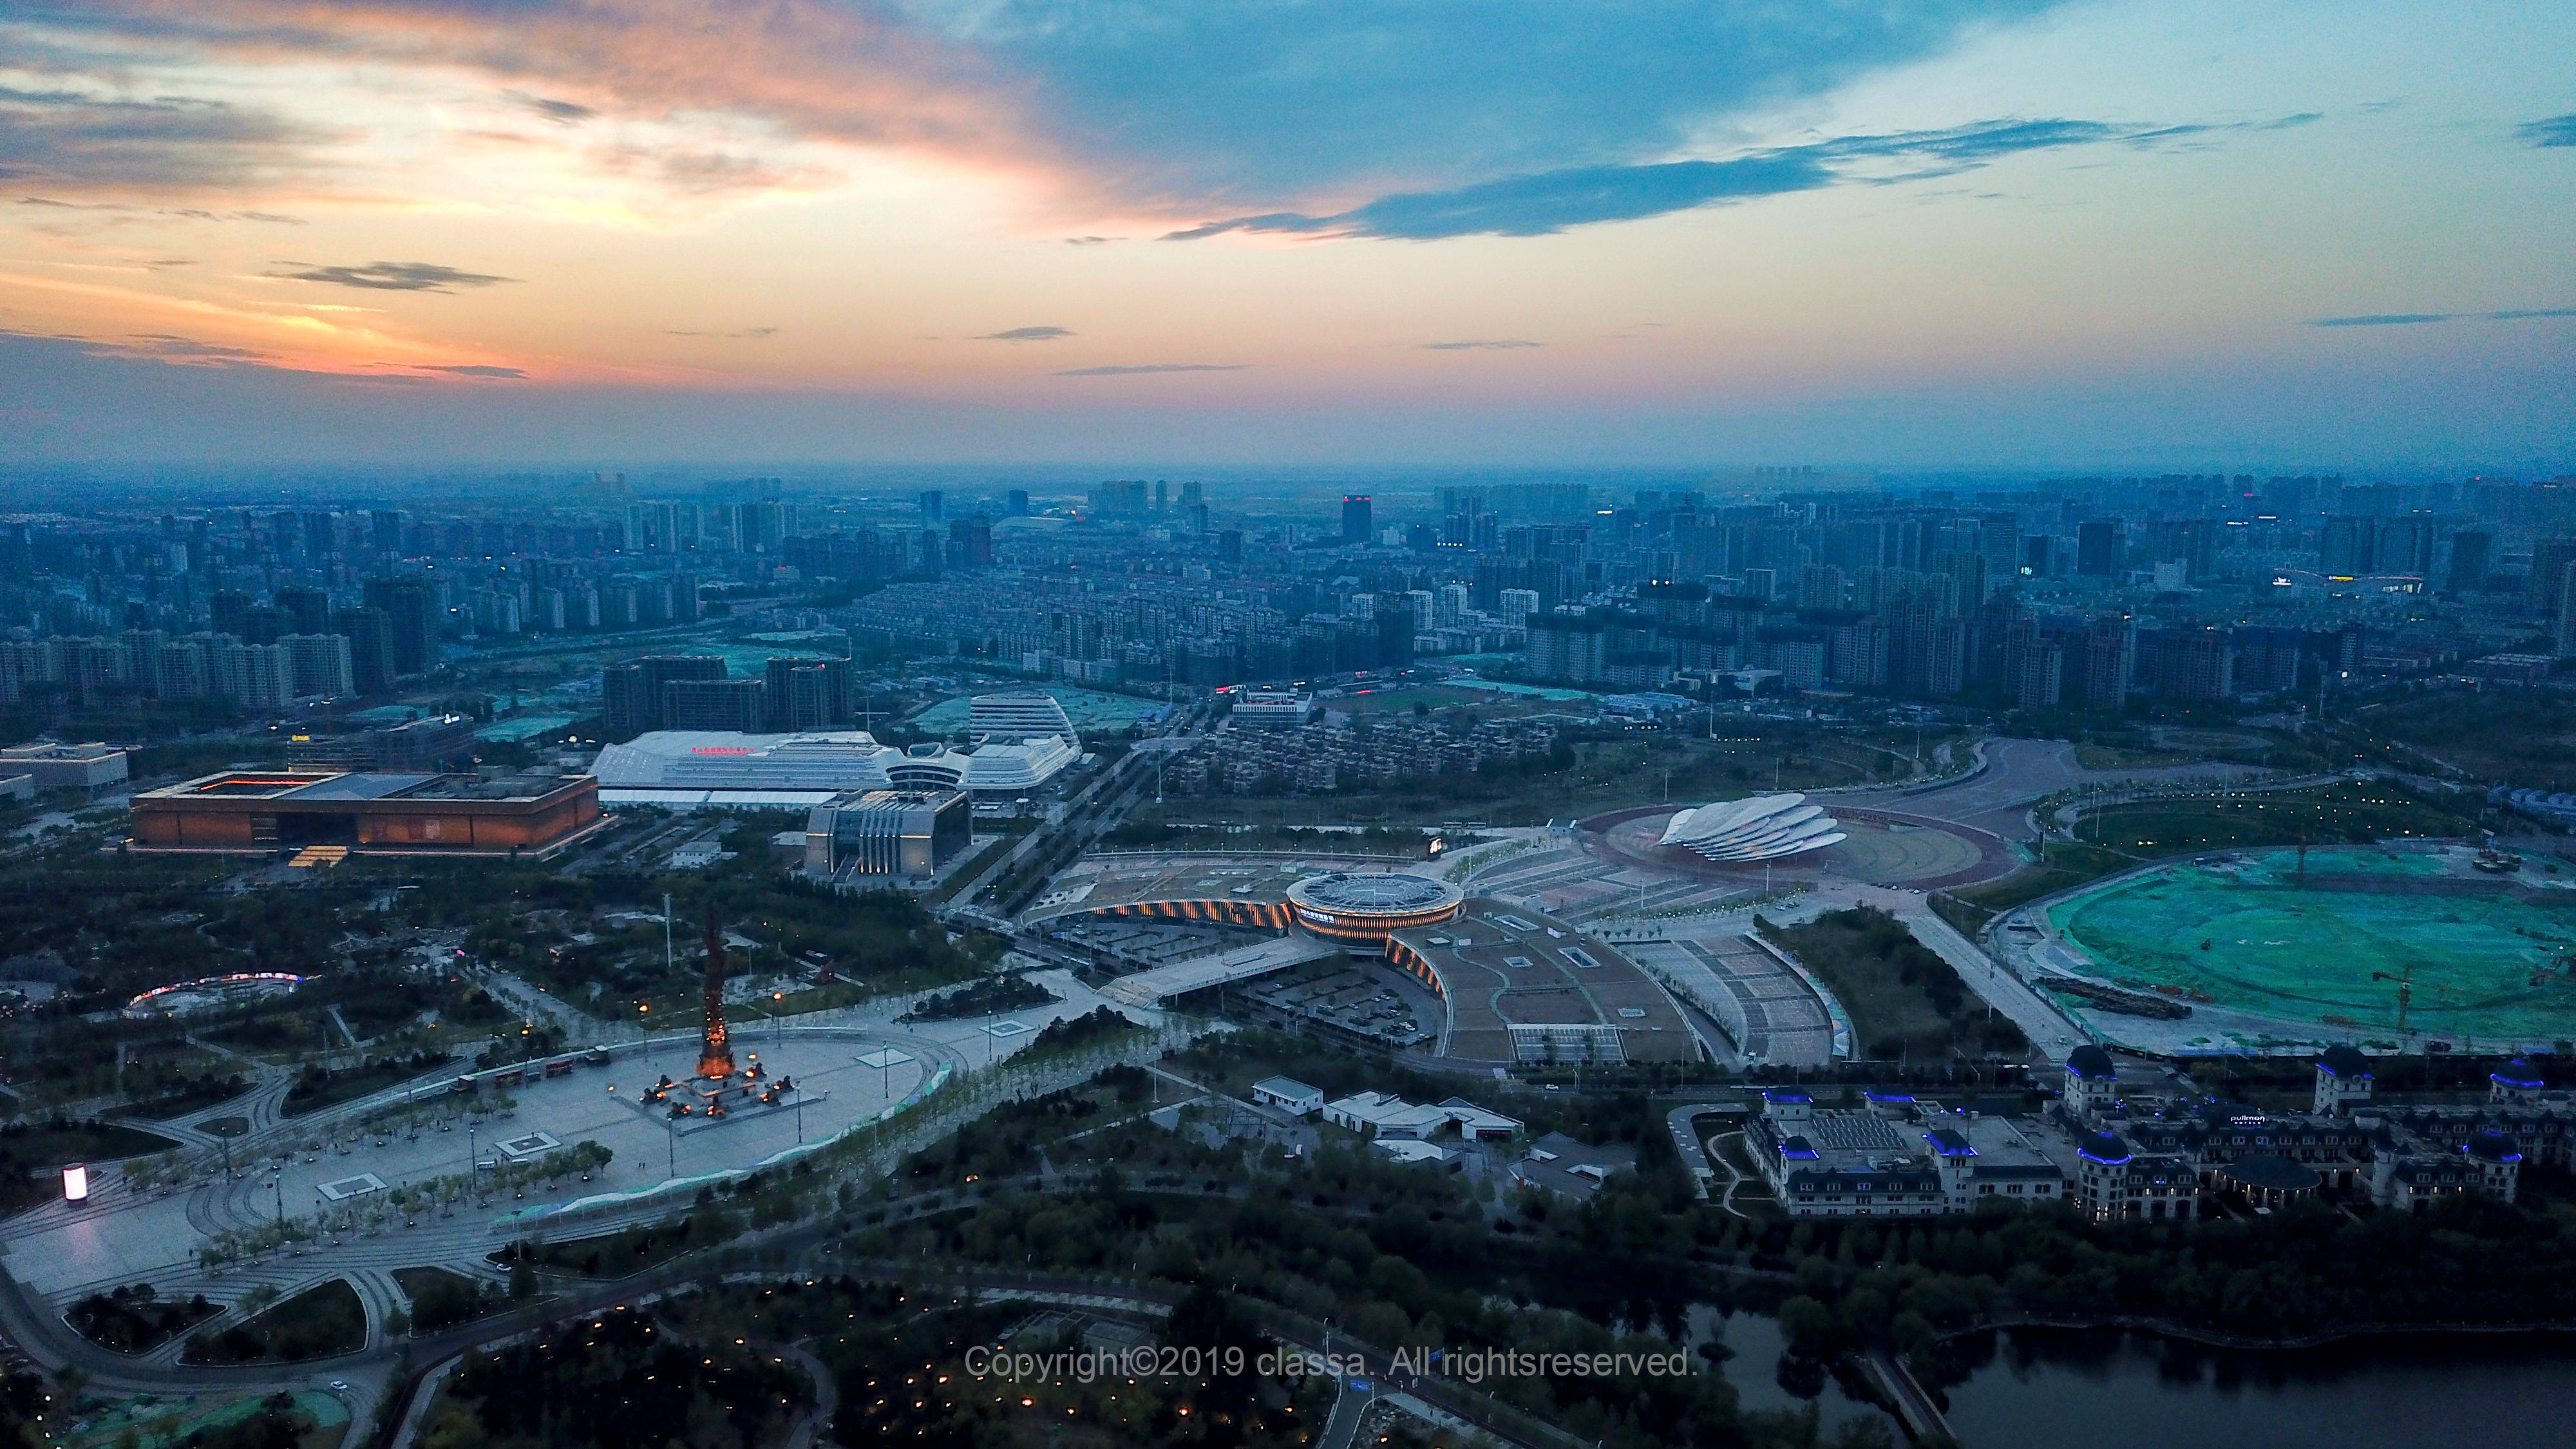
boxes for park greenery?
[395,1266,523,1333]
[183,1278,367,1365]
[712,1276,1334,1449]
[504,876,1002,1018]
[898,970,1059,1022]
[2350,688,2576,792]
[283,1049,456,1116]
[66,1282,221,1352]
[1765,908,2031,1063]
[515,1204,751,1278]
[111,1066,251,1121]
[417,1303,809,1449]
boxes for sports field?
[2049,849,2576,1043]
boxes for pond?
[1937,1327,2576,1448]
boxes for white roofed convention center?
[1657,793,1846,862]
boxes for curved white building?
[1657,793,1845,862]
[968,692,1079,746]
[594,729,1075,806]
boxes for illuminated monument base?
[632,1054,817,1135]
[619,914,814,1132]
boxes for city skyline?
[2,0,2571,468]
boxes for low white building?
[1229,691,1314,730]
[1251,1077,1325,1117]
[594,728,1075,806]
[1323,1091,1522,1141]
[0,741,128,793]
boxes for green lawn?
[2074,782,2476,856]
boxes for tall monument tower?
[697,915,735,1080]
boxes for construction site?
[2012,843,2576,1054]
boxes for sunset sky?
[2,0,2571,468]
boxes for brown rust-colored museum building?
[130,770,603,856]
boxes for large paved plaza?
[0,966,1156,1372]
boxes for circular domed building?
[1285,873,1466,949]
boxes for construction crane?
[2372,961,2416,1034]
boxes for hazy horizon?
[4,0,2570,471]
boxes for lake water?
[1692,1309,1890,1440]
[1938,1327,2576,1448]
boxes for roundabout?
[1589,805,1998,888]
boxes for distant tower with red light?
[697,916,735,1080]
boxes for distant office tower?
[2532,539,2576,615]
[2373,517,2436,577]
[2558,562,2576,659]
[661,676,766,732]
[1155,480,1170,513]
[2076,518,2123,576]
[243,644,291,710]
[2145,519,2216,584]
[370,509,404,554]
[765,656,851,731]
[625,501,675,552]
[947,515,994,567]
[211,589,252,640]
[1979,513,2022,580]
[734,500,796,553]
[2318,516,2376,575]
[2234,626,2304,694]
[2158,627,2235,701]
[1007,489,1029,516]
[1180,481,1204,508]
[1341,495,1373,544]
[1217,529,1243,565]
[2082,614,2133,711]
[274,585,331,638]
[278,633,354,699]
[2445,530,2490,594]
[602,654,726,735]
[2017,638,2065,710]
[919,490,944,522]
[362,576,440,676]
[332,606,395,694]
[471,587,522,636]
[1090,480,1148,514]
[1939,551,1987,608]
